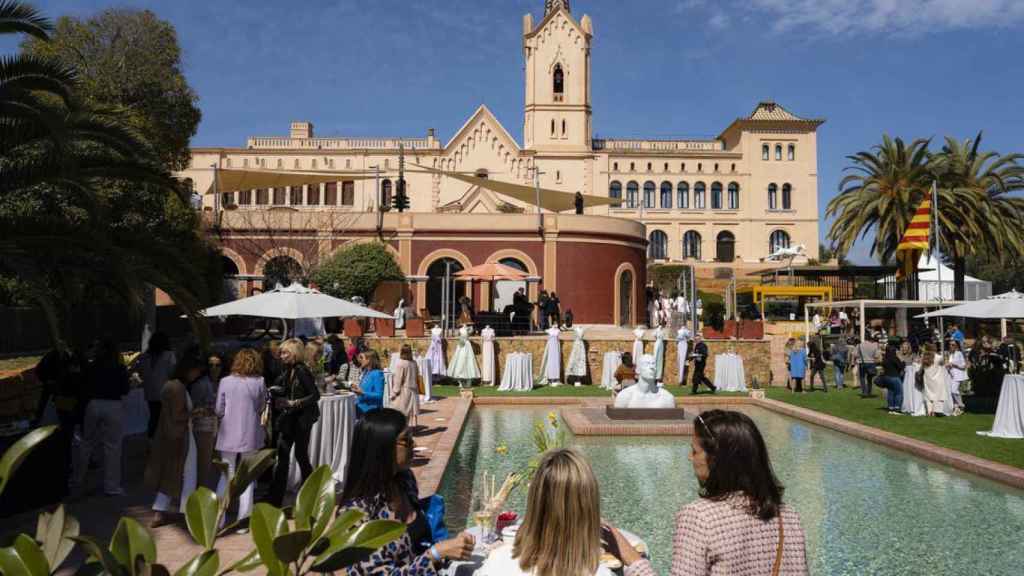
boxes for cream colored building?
[184,0,823,273]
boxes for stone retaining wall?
[365,336,771,387]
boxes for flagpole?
[932,180,945,358]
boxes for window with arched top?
[683,230,702,260]
[782,183,792,209]
[710,182,723,209]
[768,183,778,210]
[551,119,556,136]
[553,64,564,100]
[728,182,740,210]
[694,182,706,209]
[643,181,656,209]
[613,162,619,171]
[561,119,566,136]
[769,230,791,254]
[660,181,672,209]
[762,144,770,161]
[788,144,795,161]
[609,181,622,208]
[648,230,668,260]
[775,144,783,161]
[677,182,689,208]
[716,231,736,262]
[630,162,635,171]
[626,181,639,208]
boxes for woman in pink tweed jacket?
[607,410,808,576]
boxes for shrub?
[311,242,404,304]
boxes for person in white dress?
[447,325,480,386]
[393,298,406,330]
[652,326,667,384]
[474,448,616,576]
[660,295,673,327]
[675,294,690,322]
[947,340,968,415]
[920,346,952,417]
[539,326,562,386]
[566,325,588,386]
[480,325,496,385]
[676,325,692,386]
[648,296,659,329]
[426,325,447,380]
[632,327,645,364]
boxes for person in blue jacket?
[789,339,808,393]
[353,349,385,416]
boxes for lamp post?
[369,164,381,240]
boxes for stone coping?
[562,406,694,436]
[422,395,1024,493]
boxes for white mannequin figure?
[448,325,479,387]
[653,326,667,383]
[480,325,496,385]
[613,354,676,408]
[393,298,406,330]
[676,325,692,386]
[632,327,645,363]
[539,325,562,386]
[566,325,587,386]
[427,325,446,379]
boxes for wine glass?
[470,489,495,545]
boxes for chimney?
[290,122,313,139]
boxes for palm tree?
[929,132,1024,299]
[826,135,933,265]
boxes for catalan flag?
[895,197,931,281]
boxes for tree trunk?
[954,256,966,301]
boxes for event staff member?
[690,335,717,394]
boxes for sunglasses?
[694,413,716,441]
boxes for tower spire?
[545,0,570,16]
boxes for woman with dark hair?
[613,352,636,392]
[70,338,130,496]
[340,408,474,574]
[268,338,320,507]
[806,341,827,392]
[145,348,204,527]
[326,334,348,376]
[608,409,807,575]
[353,350,385,416]
[878,343,905,414]
[131,331,176,437]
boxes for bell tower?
[523,1,592,152]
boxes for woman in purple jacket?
[215,348,266,528]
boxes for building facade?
[181,0,823,323]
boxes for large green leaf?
[220,449,276,530]
[172,550,218,576]
[0,425,56,496]
[0,535,49,576]
[35,504,79,570]
[311,519,405,573]
[271,530,311,565]
[293,465,334,538]
[185,487,219,549]
[217,548,261,574]
[248,504,288,576]
[71,535,125,576]
[109,517,156,576]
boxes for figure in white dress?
[566,325,588,386]
[660,295,673,326]
[921,352,953,416]
[648,297,659,328]
[393,298,406,330]
[675,294,690,321]
[447,325,480,386]
[426,325,447,380]
[614,354,675,408]
[652,326,667,384]
[632,327,645,363]
[539,325,562,386]
[480,325,496,385]
[676,325,692,386]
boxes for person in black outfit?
[574,191,585,214]
[268,338,320,506]
[546,292,562,329]
[690,334,717,394]
[537,290,550,330]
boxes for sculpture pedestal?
[605,406,687,420]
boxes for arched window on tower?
[728,182,740,210]
[762,144,770,160]
[710,182,723,209]
[694,182,706,209]
[626,181,639,209]
[677,181,689,208]
[775,144,783,161]
[648,230,668,260]
[553,64,564,101]
[561,119,566,137]
[788,144,796,161]
[609,181,622,208]
[683,231,702,260]
[782,183,792,209]
[551,119,556,136]
[643,181,656,209]
[660,181,672,208]
[768,183,778,210]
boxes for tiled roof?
[747,101,808,121]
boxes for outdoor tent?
[877,254,992,301]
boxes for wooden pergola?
[802,299,966,343]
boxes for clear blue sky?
[6,0,1024,263]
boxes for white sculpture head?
[637,354,656,393]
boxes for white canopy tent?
[877,255,992,301]
[916,290,1024,338]
[200,282,391,338]
[803,299,965,344]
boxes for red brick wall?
[556,241,646,325]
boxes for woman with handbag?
[268,338,320,507]
[606,410,808,575]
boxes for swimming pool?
[437,406,1024,575]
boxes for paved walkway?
[6,397,464,574]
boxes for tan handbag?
[771,514,785,576]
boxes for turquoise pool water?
[437,406,1024,575]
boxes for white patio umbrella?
[916,290,1024,320]
[200,282,393,320]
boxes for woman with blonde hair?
[476,448,614,576]
[390,345,419,426]
[268,338,319,506]
[215,348,266,527]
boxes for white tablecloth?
[415,355,433,403]
[979,375,1024,439]
[381,370,394,409]
[498,353,534,391]
[122,388,149,436]
[901,364,926,416]
[289,393,356,489]
[601,351,623,390]
[713,354,746,391]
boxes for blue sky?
[5,0,1024,263]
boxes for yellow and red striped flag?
[895,197,931,281]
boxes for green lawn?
[0,355,40,374]
[433,368,1023,470]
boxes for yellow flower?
[495,443,508,455]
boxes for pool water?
[437,406,1024,575]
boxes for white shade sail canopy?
[200,282,392,320]
[916,290,1024,320]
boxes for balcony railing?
[246,137,440,150]
[593,138,723,152]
